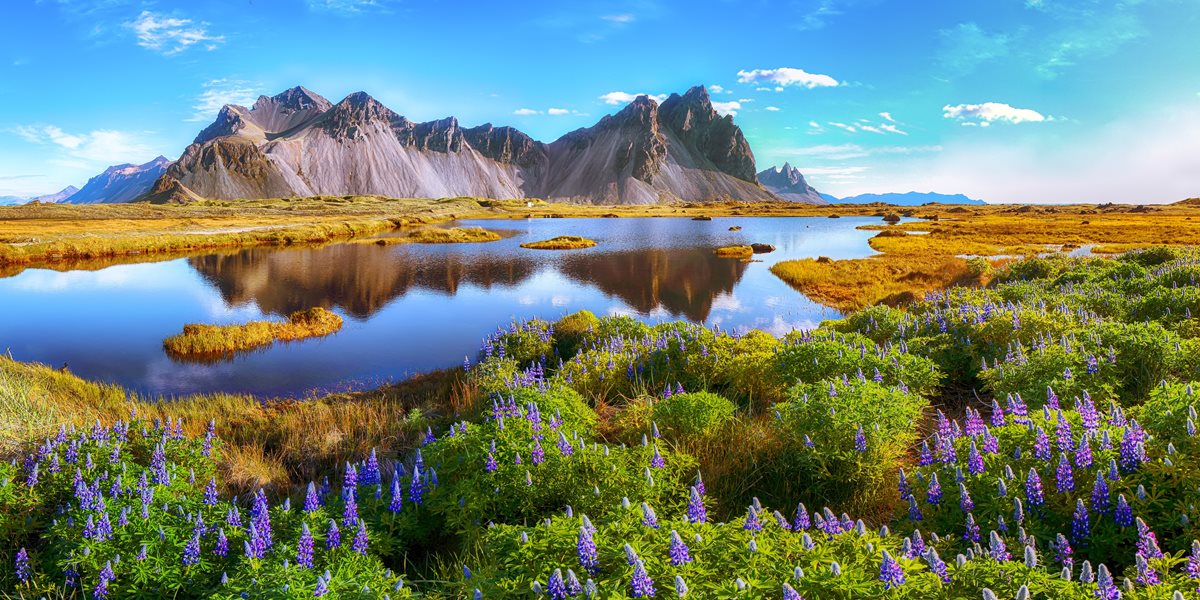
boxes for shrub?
[650,392,737,438]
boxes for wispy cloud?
[535,2,661,43]
[125,11,223,56]
[792,0,875,31]
[736,67,839,90]
[943,102,1048,125]
[938,22,1010,77]
[306,0,396,15]
[189,79,261,122]
[598,91,667,105]
[765,106,781,112]
[775,143,943,160]
[547,108,571,116]
[10,125,160,165]
[513,108,540,116]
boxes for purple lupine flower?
[854,424,867,452]
[409,465,426,505]
[927,473,942,505]
[898,469,911,501]
[630,560,655,597]
[668,530,692,566]
[93,560,114,599]
[362,448,381,486]
[1056,454,1075,493]
[963,513,980,542]
[577,526,598,575]
[1135,554,1159,585]
[1118,429,1144,473]
[1025,469,1044,510]
[744,506,762,532]
[909,530,926,558]
[1033,427,1051,461]
[1090,471,1110,515]
[1094,564,1119,600]
[352,520,369,555]
[967,442,985,475]
[959,483,974,513]
[878,549,905,589]
[214,528,228,557]
[304,482,320,512]
[557,432,574,457]
[1075,435,1093,469]
[1055,414,1073,452]
[991,399,1005,426]
[203,477,218,506]
[342,494,359,529]
[485,451,498,473]
[783,583,803,600]
[566,569,584,597]
[1135,518,1163,559]
[918,441,933,466]
[641,502,659,529]
[650,445,666,469]
[983,428,1000,454]
[686,487,707,524]
[548,569,568,600]
[1070,499,1091,545]
[988,530,1010,561]
[326,520,341,550]
[1185,541,1200,586]
[14,547,30,583]
[1053,533,1073,569]
[183,530,201,566]
[1114,494,1133,527]
[925,547,950,583]
[907,497,923,522]
[693,471,705,496]
[531,440,545,465]
[314,571,329,597]
[297,523,314,568]
[251,490,273,551]
[794,503,810,531]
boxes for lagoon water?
[0,216,896,398]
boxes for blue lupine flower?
[1135,518,1163,559]
[925,547,950,583]
[1114,494,1133,527]
[878,549,905,590]
[988,530,1010,561]
[214,528,228,557]
[854,424,866,452]
[93,560,114,599]
[674,575,688,598]
[1071,499,1090,545]
[927,473,942,505]
[686,487,707,524]
[782,583,803,600]
[669,530,692,566]
[1056,454,1074,493]
[352,520,369,555]
[641,502,659,529]
[1033,427,1051,461]
[630,560,655,597]
[1053,533,1074,569]
[959,483,974,513]
[297,523,314,568]
[1025,468,1044,510]
[1094,564,1119,600]
[203,477,218,506]
[14,547,30,583]
[744,505,762,532]
[326,520,341,550]
[1090,471,1110,515]
[577,526,598,575]
[651,445,665,469]
[314,571,329,597]
[342,494,358,529]
[963,513,980,543]
[547,569,568,600]
[967,442,985,475]
[1075,435,1093,469]
[182,530,201,566]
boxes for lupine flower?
[988,530,1010,561]
[1094,564,1119,600]
[897,469,911,501]
[1135,554,1159,585]
[352,520,369,555]
[878,549,905,590]
[1090,471,1110,514]
[651,446,665,469]
[927,473,942,505]
[14,547,30,583]
[1114,494,1133,527]
[409,465,426,505]
[967,442,985,475]
[1135,518,1163,559]
[686,487,707,524]
[1185,541,1200,586]
[1033,428,1051,461]
[93,560,114,599]
[907,497,923,522]
[485,452,498,473]
[794,503,810,531]
[297,523,314,568]
[532,440,545,465]
[326,520,341,549]
[630,560,655,597]
[577,526,598,575]
[203,477,218,506]
[342,494,359,529]
[314,571,329,597]
[1056,454,1075,493]
[783,583,803,600]
[1076,435,1093,469]
[854,424,867,452]
[182,530,202,566]
[1053,533,1074,569]
[548,569,568,600]
[744,505,762,532]
[669,530,692,566]
[963,513,980,543]
[1025,468,1044,510]
[557,432,574,457]
[693,471,705,496]
[641,502,659,529]
[959,483,974,513]
[925,548,950,583]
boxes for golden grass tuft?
[519,235,597,250]
[396,226,502,244]
[164,307,343,358]
[770,254,973,312]
[714,245,754,259]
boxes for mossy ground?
[519,235,597,250]
[714,245,753,259]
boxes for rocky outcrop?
[141,85,779,205]
[757,163,826,204]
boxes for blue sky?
[1,0,1197,203]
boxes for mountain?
[68,157,172,204]
[0,195,27,206]
[30,185,79,203]
[757,163,826,204]
[828,191,986,206]
[143,85,776,205]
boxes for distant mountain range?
[7,85,986,207]
[137,85,778,205]
[822,191,987,205]
[30,185,80,203]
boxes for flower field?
[3,248,1200,598]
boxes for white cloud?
[880,124,908,135]
[736,67,839,89]
[774,143,944,161]
[943,102,1047,124]
[307,0,395,13]
[711,101,742,116]
[709,84,726,94]
[189,79,261,122]
[513,108,540,116]
[860,125,883,134]
[598,91,667,105]
[10,125,160,165]
[126,11,223,56]
[765,106,781,112]
[601,13,635,24]
[879,112,895,122]
[829,122,857,133]
[547,108,570,116]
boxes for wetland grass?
[519,235,597,250]
[163,307,344,358]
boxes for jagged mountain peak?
[758,163,825,204]
[255,86,332,113]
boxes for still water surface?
[0,216,895,397]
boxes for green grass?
[163,307,344,358]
